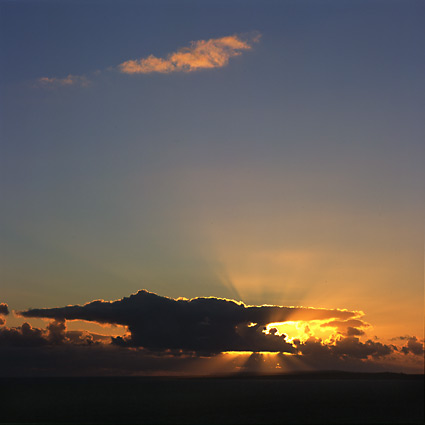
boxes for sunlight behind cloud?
[264,321,338,343]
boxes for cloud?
[21,289,361,353]
[289,336,394,366]
[0,303,8,325]
[0,322,48,347]
[0,320,105,348]
[331,337,393,359]
[35,33,259,89]
[320,318,369,336]
[36,74,90,88]
[119,34,260,74]
[0,303,9,316]
[401,337,424,356]
[346,326,365,336]
[0,290,422,375]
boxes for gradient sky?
[0,0,424,374]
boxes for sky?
[0,0,424,376]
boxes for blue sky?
[1,0,424,348]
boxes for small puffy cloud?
[46,319,67,345]
[119,33,260,75]
[0,303,9,316]
[401,337,424,356]
[0,303,8,326]
[36,74,89,88]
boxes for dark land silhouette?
[0,372,423,424]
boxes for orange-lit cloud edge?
[37,74,90,88]
[34,33,260,88]
[1,290,423,375]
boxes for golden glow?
[65,320,127,337]
[264,320,337,343]
[220,351,300,374]
[222,351,285,355]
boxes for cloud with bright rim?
[0,291,423,375]
[19,289,364,353]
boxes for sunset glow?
[0,0,423,381]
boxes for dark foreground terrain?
[0,373,423,424]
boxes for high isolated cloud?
[36,74,89,88]
[35,33,259,88]
[119,34,260,74]
[21,290,361,353]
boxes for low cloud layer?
[119,34,259,74]
[0,290,420,376]
[0,320,422,376]
[0,320,108,348]
[21,290,361,353]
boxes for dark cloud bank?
[19,289,362,352]
[0,292,423,376]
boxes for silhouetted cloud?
[119,34,259,74]
[0,321,107,348]
[0,303,9,316]
[400,337,424,356]
[331,337,393,359]
[0,290,422,375]
[346,327,365,337]
[21,290,361,353]
[291,336,394,363]
[0,322,48,347]
[0,302,9,324]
